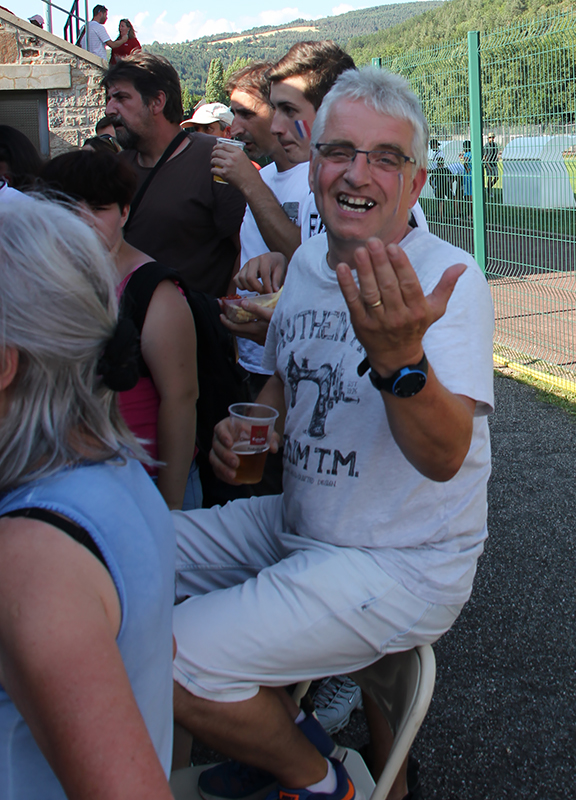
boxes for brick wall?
[0,10,107,156]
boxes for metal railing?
[43,0,89,51]
[377,9,576,388]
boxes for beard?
[111,117,139,150]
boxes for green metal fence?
[380,10,576,390]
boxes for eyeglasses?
[314,143,416,172]
[97,133,122,153]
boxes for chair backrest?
[350,645,436,800]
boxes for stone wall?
[0,10,107,156]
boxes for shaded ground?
[192,373,576,798]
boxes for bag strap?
[124,130,189,232]
[120,262,185,334]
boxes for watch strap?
[369,353,428,396]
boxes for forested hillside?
[146,2,442,96]
[146,0,575,118]
[345,0,576,132]
[347,0,575,62]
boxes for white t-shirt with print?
[80,20,110,59]
[262,227,494,605]
[237,161,310,374]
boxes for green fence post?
[371,58,382,68]
[467,30,486,273]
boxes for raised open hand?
[336,237,466,376]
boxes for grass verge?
[495,365,576,417]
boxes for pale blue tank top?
[0,458,175,799]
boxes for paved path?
[336,372,576,799]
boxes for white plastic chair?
[170,646,435,800]
[348,644,436,800]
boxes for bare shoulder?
[0,516,121,645]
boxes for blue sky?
[8,0,431,44]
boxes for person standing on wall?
[109,19,141,66]
[79,5,128,61]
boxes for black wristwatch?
[369,353,428,398]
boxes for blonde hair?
[0,195,144,490]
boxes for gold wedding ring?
[368,299,383,308]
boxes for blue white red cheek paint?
[294,119,311,139]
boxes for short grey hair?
[0,195,144,491]
[311,67,429,170]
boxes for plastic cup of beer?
[213,138,246,183]
[228,402,279,484]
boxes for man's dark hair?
[41,150,137,209]
[0,124,43,190]
[95,114,115,133]
[268,41,355,110]
[102,52,183,124]
[225,61,274,104]
[93,4,107,17]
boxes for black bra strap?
[1,507,108,571]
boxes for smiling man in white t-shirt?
[171,67,494,800]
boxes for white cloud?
[258,7,301,26]
[332,4,354,14]
[136,11,239,44]
[106,14,122,37]
[132,0,401,44]
[134,12,150,29]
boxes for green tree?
[181,85,194,119]
[205,58,226,103]
[224,57,251,87]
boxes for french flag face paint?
[294,119,311,140]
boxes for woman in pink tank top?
[42,150,199,510]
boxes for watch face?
[393,370,427,398]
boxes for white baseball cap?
[190,102,234,127]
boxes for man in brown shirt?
[103,52,245,297]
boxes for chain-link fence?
[380,10,576,389]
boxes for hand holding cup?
[209,403,280,485]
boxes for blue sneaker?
[268,759,355,800]
[197,715,343,800]
[198,761,276,800]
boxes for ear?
[0,347,19,392]
[149,91,167,117]
[308,151,315,192]
[120,204,130,228]
[408,167,428,208]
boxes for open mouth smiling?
[337,194,376,213]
